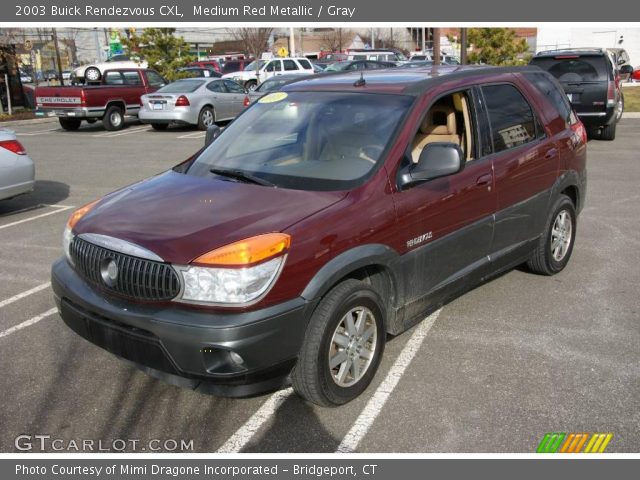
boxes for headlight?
[176,233,290,306]
[62,199,101,265]
[180,256,285,305]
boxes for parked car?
[73,55,148,83]
[530,48,632,140]
[52,65,587,406]
[188,60,222,73]
[222,57,315,91]
[632,68,640,83]
[43,70,59,81]
[410,53,461,65]
[35,68,166,131]
[19,71,33,83]
[247,74,312,102]
[607,48,632,81]
[177,67,222,78]
[323,60,397,72]
[0,129,34,201]
[347,49,408,64]
[62,70,72,81]
[139,78,249,130]
[399,60,434,69]
[220,59,253,76]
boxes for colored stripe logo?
[537,433,613,453]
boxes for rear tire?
[103,105,125,131]
[291,279,386,407]
[197,106,215,130]
[58,118,81,131]
[527,194,576,275]
[600,122,616,141]
[151,123,168,131]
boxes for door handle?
[476,173,492,186]
[544,148,558,160]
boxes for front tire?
[292,279,386,407]
[527,194,576,275]
[245,80,258,92]
[103,105,125,131]
[59,118,81,131]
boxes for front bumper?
[138,108,197,125]
[51,258,316,396]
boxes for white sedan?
[0,129,35,201]
[73,55,148,83]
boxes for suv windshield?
[531,56,609,82]
[244,60,266,71]
[186,91,413,191]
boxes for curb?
[0,117,57,127]
[623,112,640,119]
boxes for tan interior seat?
[411,105,461,163]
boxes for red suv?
[52,66,587,406]
[188,60,221,73]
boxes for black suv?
[530,48,632,141]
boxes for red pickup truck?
[35,68,166,131]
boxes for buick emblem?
[100,258,119,287]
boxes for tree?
[122,28,193,81]
[466,28,531,66]
[227,28,273,59]
[319,28,354,52]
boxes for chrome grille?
[69,237,180,301]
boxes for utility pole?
[460,28,468,64]
[94,28,101,62]
[289,27,296,56]
[52,28,65,85]
[433,28,441,65]
[422,27,426,53]
[371,28,375,49]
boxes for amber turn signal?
[67,199,101,230]
[194,233,291,266]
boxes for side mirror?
[619,64,633,75]
[399,142,464,188]
[617,57,626,66]
[205,125,221,147]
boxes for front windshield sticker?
[258,92,288,104]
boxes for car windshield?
[324,61,350,72]
[186,91,414,191]
[157,80,204,93]
[244,60,265,71]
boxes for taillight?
[0,140,27,155]
[607,80,616,107]
[243,96,250,107]
[175,95,190,107]
[80,89,86,107]
[570,116,587,145]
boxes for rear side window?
[481,84,536,153]
[530,56,609,82]
[524,72,572,124]
[104,72,123,85]
[283,60,299,71]
[122,71,142,85]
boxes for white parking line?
[0,307,57,339]
[92,126,150,138]
[217,387,294,453]
[336,308,442,453]
[177,132,206,139]
[0,204,73,230]
[15,128,59,136]
[0,282,50,309]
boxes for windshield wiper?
[209,168,276,187]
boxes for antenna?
[354,72,366,87]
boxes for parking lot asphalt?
[0,118,638,453]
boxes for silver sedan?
[139,78,249,131]
[0,129,35,201]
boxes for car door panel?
[206,80,230,119]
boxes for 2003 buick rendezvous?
[52,66,587,406]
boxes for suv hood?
[223,70,257,80]
[74,171,347,264]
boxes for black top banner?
[4,0,640,22]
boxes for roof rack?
[535,47,605,56]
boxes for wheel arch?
[550,170,584,214]
[300,244,402,334]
